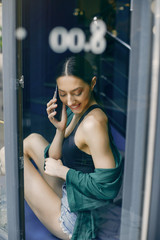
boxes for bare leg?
[0,133,62,190]
[0,133,69,239]
[24,154,69,240]
[0,133,64,196]
[23,133,64,198]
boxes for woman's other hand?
[44,158,69,180]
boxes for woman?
[0,56,123,240]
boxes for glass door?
[21,1,130,240]
[1,0,160,239]
[2,0,25,239]
[0,1,7,239]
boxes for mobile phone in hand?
[53,85,63,121]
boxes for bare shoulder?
[81,108,108,133]
[79,107,115,169]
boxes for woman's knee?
[23,133,43,155]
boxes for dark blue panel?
[25,201,60,240]
[98,38,129,136]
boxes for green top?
[66,149,123,239]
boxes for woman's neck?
[74,99,97,120]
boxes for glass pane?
[0,1,8,237]
[21,1,129,240]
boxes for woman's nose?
[67,94,75,106]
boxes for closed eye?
[59,93,66,97]
[74,91,82,96]
[59,91,82,97]
[58,88,83,97]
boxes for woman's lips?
[70,104,81,110]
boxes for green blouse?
[66,151,123,239]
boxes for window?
[2,0,160,239]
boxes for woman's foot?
[0,147,5,175]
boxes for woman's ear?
[91,76,97,90]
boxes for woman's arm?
[82,113,116,169]
[48,129,65,159]
[46,98,67,159]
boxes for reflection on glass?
[0,1,8,235]
[22,0,129,239]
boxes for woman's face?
[57,76,93,114]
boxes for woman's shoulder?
[81,107,108,133]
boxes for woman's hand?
[44,158,69,180]
[46,98,67,132]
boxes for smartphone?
[53,85,63,121]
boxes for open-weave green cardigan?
[44,107,123,240]
[66,152,123,240]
